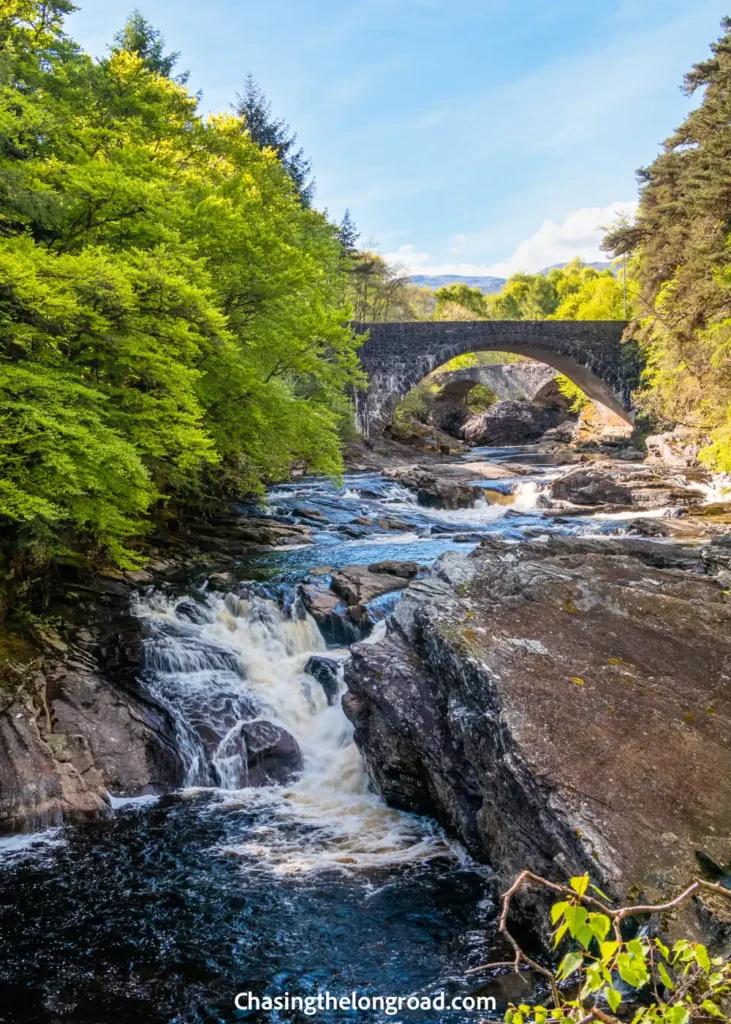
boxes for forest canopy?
[0,2,362,568]
[604,17,731,469]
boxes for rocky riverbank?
[343,521,731,941]
[2,438,731,960]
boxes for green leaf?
[557,951,584,980]
[569,875,589,897]
[605,986,622,1013]
[587,912,610,943]
[589,883,611,901]
[600,940,620,961]
[654,938,670,961]
[658,962,674,990]
[695,944,711,971]
[666,1004,690,1024]
[552,921,569,948]
[701,999,725,1019]
[551,901,569,924]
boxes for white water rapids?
[134,590,457,876]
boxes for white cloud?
[384,201,638,279]
[382,244,433,269]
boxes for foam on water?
[133,590,457,875]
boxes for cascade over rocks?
[343,536,731,937]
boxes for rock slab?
[343,537,731,935]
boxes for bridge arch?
[352,320,634,436]
[432,362,558,405]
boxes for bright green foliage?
[556,375,589,413]
[432,259,628,326]
[434,283,488,318]
[393,379,442,427]
[603,18,731,469]
[505,875,731,1024]
[0,1,361,566]
[112,8,187,82]
[466,383,497,413]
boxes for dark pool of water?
[0,797,499,1024]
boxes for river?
[0,446,636,1024]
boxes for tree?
[0,1,361,570]
[603,18,731,466]
[112,8,188,82]
[338,208,360,253]
[234,74,315,206]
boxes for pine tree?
[112,9,188,83]
[234,75,315,206]
[337,208,360,253]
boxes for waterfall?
[133,588,456,874]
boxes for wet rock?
[330,565,408,606]
[549,465,635,505]
[299,582,362,646]
[207,571,236,591]
[51,620,183,797]
[385,465,482,509]
[549,462,710,511]
[538,420,576,445]
[235,518,313,547]
[299,582,344,620]
[240,720,303,787]
[174,596,211,624]
[367,560,419,579]
[293,506,326,520]
[375,517,412,531]
[0,673,112,833]
[338,524,370,539]
[462,401,567,445]
[0,610,185,833]
[304,655,342,705]
[344,537,731,939]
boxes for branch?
[467,870,731,1019]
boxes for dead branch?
[467,870,731,1021]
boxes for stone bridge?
[431,362,558,404]
[352,320,633,434]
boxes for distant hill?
[410,261,615,295]
[410,274,504,294]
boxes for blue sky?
[69,0,727,277]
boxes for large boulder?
[305,654,343,705]
[367,560,419,579]
[214,719,303,788]
[343,537,731,939]
[240,720,303,787]
[330,564,408,606]
[549,462,710,510]
[549,465,635,506]
[0,617,183,832]
[462,401,567,446]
